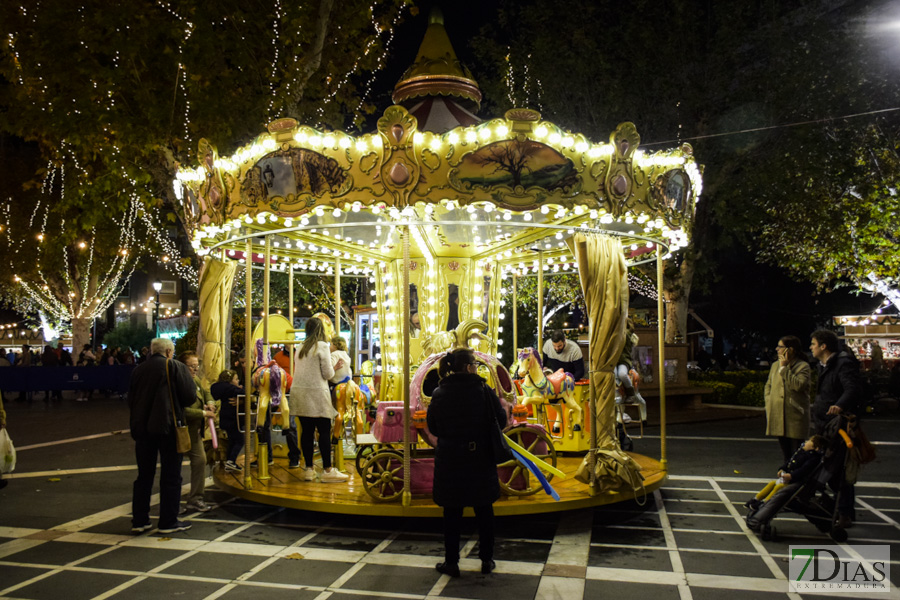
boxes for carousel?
[175,12,702,517]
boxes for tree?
[469,0,900,342]
[0,0,407,342]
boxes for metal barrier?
[0,366,136,394]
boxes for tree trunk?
[72,317,92,354]
[662,252,696,344]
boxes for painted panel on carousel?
[449,139,580,201]
[240,147,350,212]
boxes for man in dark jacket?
[128,338,196,534]
[810,329,860,528]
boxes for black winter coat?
[813,352,860,432]
[426,373,507,508]
[781,447,823,484]
[128,354,196,440]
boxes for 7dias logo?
[790,545,890,593]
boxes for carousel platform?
[212,453,666,517]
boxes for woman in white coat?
[292,317,349,483]
[764,335,811,462]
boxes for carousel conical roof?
[392,7,482,110]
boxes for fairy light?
[267,0,283,117]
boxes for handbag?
[0,428,15,474]
[485,385,514,464]
[166,360,191,454]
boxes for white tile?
[535,575,584,600]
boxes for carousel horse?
[515,347,583,437]
[251,339,291,431]
[332,377,371,439]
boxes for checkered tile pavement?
[1,475,898,599]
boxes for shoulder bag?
[167,360,191,453]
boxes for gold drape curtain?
[198,257,236,388]
[571,233,642,491]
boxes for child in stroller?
[745,418,854,542]
[746,435,825,512]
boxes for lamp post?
[152,280,162,336]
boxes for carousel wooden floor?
[212,453,666,517]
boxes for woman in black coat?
[426,348,507,578]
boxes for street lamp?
[152,280,162,336]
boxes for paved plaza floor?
[0,393,898,599]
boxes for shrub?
[102,322,154,353]
[736,381,767,407]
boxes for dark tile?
[473,539,552,563]
[382,533,445,557]
[161,551,268,580]
[304,529,387,552]
[584,580,680,600]
[203,502,279,522]
[80,546,185,572]
[149,519,239,541]
[83,516,152,536]
[662,488,721,501]
[672,530,757,553]
[4,541,107,566]
[14,570,132,600]
[341,563,440,596]
[249,557,352,587]
[495,514,559,541]
[855,497,900,510]
[589,545,672,571]
[680,550,774,578]
[591,526,666,547]
[218,585,320,600]
[667,514,742,532]
[225,524,314,547]
[664,500,731,515]
[108,576,225,599]
[658,479,712,489]
[0,565,50,590]
[690,587,789,600]
[594,508,661,528]
[439,571,541,599]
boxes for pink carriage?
[356,351,559,502]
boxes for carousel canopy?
[175,13,702,280]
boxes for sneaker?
[744,498,762,511]
[131,522,153,534]
[481,559,496,574]
[288,461,301,469]
[321,468,349,483]
[186,499,212,513]
[303,467,316,481]
[158,521,192,534]
[436,562,460,578]
[224,460,241,472]
[249,458,275,467]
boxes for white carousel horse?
[515,347,583,437]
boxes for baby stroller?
[746,415,854,543]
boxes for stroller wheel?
[761,524,775,541]
[830,526,848,543]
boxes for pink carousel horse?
[515,347,583,437]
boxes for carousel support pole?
[537,249,544,349]
[512,273,518,354]
[288,264,294,377]
[258,236,271,480]
[243,238,253,490]
[334,257,344,472]
[401,226,412,507]
[656,245,668,471]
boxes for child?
[746,434,825,511]
[329,336,352,385]
[210,370,245,472]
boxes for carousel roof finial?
[392,6,482,127]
